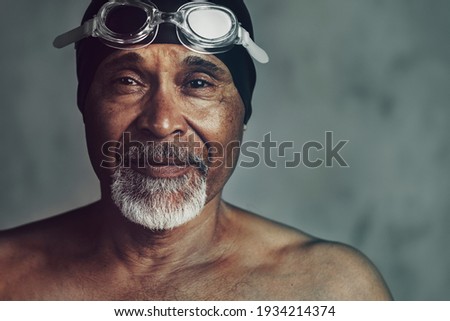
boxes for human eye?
[117,77,140,86]
[111,75,145,95]
[186,79,213,89]
[181,71,217,95]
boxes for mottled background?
[1,0,449,300]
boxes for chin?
[111,167,207,231]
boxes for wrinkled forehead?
[99,44,232,75]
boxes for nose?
[136,86,188,139]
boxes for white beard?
[111,167,207,231]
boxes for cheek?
[83,89,141,174]
[215,93,245,149]
[189,88,245,140]
[84,82,143,140]
[199,92,244,199]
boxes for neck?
[96,191,230,275]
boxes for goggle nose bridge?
[156,11,183,24]
[150,10,185,33]
[147,10,187,34]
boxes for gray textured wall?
[1,0,449,300]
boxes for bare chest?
[2,264,313,300]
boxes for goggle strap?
[53,19,96,49]
[238,28,269,64]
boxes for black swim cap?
[76,0,257,124]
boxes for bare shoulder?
[296,240,393,300]
[226,204,392,300]
[0,203,99,299]
[0,202,99,247]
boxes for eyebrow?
[102,52,144,71]
[100,52,228,78]
[182,55,227,76]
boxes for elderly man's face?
[83,44,245,227]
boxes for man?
[0,0,391,300]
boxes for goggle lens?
[187,9,233,39]
[105,6,148,35]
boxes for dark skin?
[0,45,392,300]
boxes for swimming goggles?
[53,0,269,63]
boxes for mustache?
[123,142,209,175]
